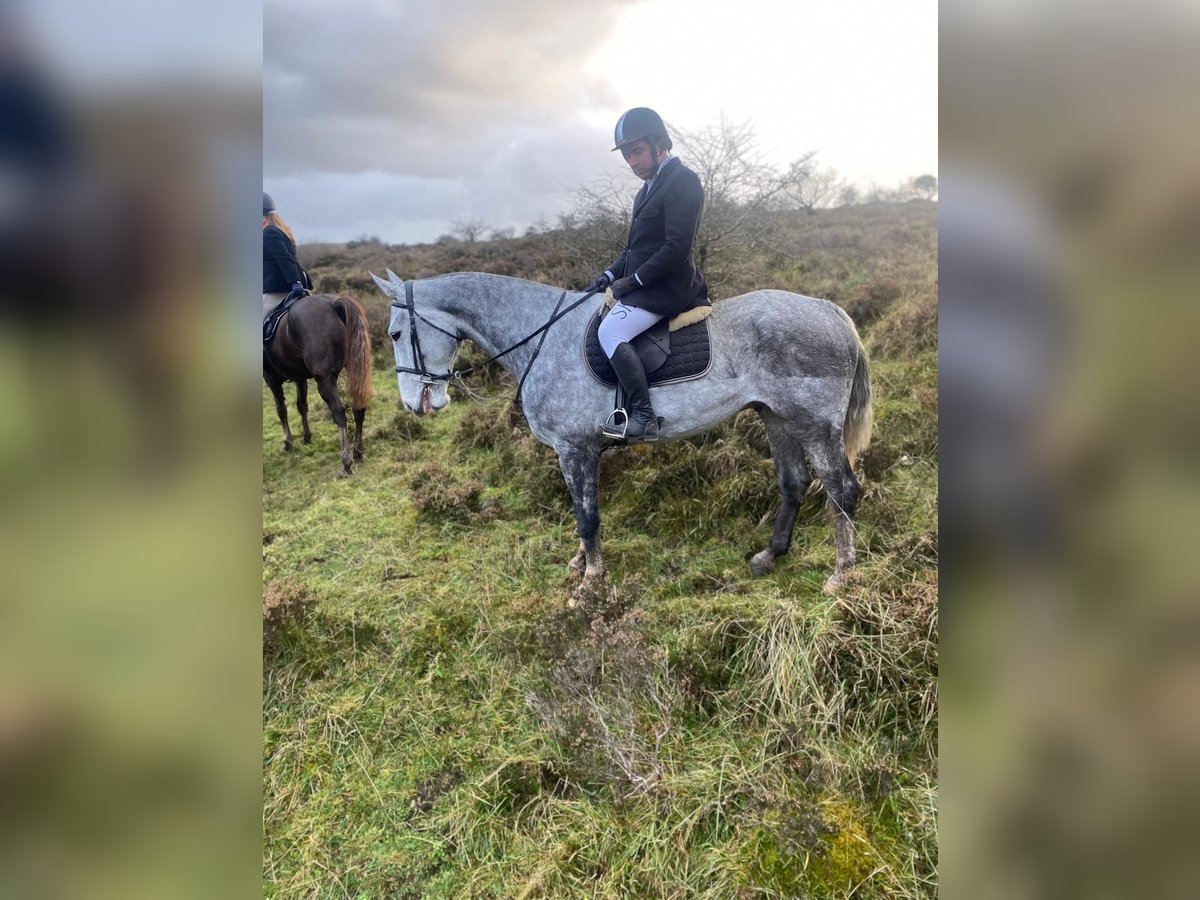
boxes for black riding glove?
[585,273,611,294]
[610,276,638,299]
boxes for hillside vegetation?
[265,201,938,898]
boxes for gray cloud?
[264,0,639,241]
[264,0,633,183]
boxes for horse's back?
[713,289,862,358]
[274,295,348,377]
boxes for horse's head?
[371,270,456,415]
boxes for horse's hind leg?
[555,443,605,599]
[352,407,365,461]
[806,430,862,592]
[295,378,313,444]
[750,414,813,577]
[265,370,293,452]
[314,372,353,477]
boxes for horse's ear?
[370,272,398,298]
[385,268,403,285]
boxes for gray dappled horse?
[371,271,872,593]
[263,294,372,477]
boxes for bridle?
[391,281,457,385]
[390,280,600,407]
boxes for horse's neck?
[431,275,561,377]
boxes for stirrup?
[601,408,629,440]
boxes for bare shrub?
[263,580,314,656]
[845,276,903,328]
[526,601,678,799]
[408,461,483,522]
[454,404,512,451]
[366,409,426,443]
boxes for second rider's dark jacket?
[605,156,709,318]
[263,223,305,293]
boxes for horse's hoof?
[302,434,312,445]
[353,448,364,461]
[823,572,846,594]
[567,555,586,578]
[748,550,776,577]
[338,467,353,479]
[281,442,292,453]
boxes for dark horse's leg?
[295,378,313,444]
[352,407,365,461]
[313,371,354,477]
[264,368,293,452]
[750,413,813,576]
[556,442,605,588]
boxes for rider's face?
[621,140,658,181]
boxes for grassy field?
[264,202,938,898]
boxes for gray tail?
[844,338,873,467]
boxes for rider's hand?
[585,273,611,294]
[610,276,638,299]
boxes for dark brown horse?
[263,294,372,476]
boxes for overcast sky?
[264,0,937,245]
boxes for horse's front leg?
[265,370,293,452]
[556,443,605,586]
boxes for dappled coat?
[605,157,710,318]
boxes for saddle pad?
[263,287,310,344]
[584,310,713,387]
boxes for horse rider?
[262,191,310,320]
[585,107,710,442]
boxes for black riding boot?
[601,342,660,441]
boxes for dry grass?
[868,289,938,359]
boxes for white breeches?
[263,292,288,321]
[597,301,663,358]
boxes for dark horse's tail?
[843,321,874,466]
[334,296,372,410]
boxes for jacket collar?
[634,156,680,214]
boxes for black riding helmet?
[263,191,276,215]
[612,107,672,152]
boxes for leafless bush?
[263,580,314,656]
[526,603,678,799]
[845,275,904,327]
[408,461,483,522]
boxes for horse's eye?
[389,331,402,341]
